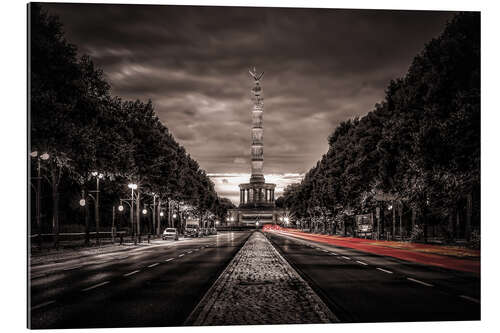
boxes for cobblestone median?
[187,231,338,325]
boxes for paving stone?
[188,232,338,325]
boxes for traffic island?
[186,231,338,325]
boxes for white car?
[162,228,179,240]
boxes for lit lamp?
[173,213,177,219]
[118,205,124,212]
[142,209,148,215]
[79,198,86,207]
[160,211,164,217]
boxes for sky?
[41,2,455,204]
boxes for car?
[185,221,201,237]
[162,228,179,240]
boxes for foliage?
[29,4,230,231]
[279,13,480,239]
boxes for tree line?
[280,13,480,244]
[29,4,234,246]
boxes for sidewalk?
[30,237,168,267]
[267,227,480,274]
[186,231,338,325]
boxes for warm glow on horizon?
[208,173,304,205]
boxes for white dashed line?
[31,300,56,310]
[187,251,192,254]
[123,270,140,277]
[460,295,480,304]
[322,249,329,253]
[164,258,174,262]
[356,260,368,266]
[341,256,351,260]
[329,252,338,256]
[376,268,393,274]
[81,281,110,292]
[407,277,433,287]
[179,254,185,257]
[147,263,159,268]
[63,265,83,271]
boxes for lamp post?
[128,183,138,244]
[152,193,156,237]
[79,194,90,245]
[119,198,133,244]
[30,151,49,249]
[145,192,158,237]
[91,172,103,245]
[157,198,163,236]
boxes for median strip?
[186,232,339,325]
[81,281,110,292]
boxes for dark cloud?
[41,3,455,178]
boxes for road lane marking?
[356,260,368,266]
[123,270,140,277]
[460,295,480,304]
[179,254,185,257]
[407,277,433,287]
[187,251,192,254]
[376,268,393,274]
[321,249,329,253]
[147,263,159,268]
[164,258,174,262]
[82,281,110,292]
[329,252,338,256]
[63,265,83,271]
[341,256,351,260]
[31,300,56,310]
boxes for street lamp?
[91,171,104,245]
[160,211,164,217]
[142,208,148,215]
[30,151,50,250]
[79,198,86,207]
[128,183,138,244]
[118,204,124,212]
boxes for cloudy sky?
[41,2,455,204]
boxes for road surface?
[265,231,480,323]
[29,231,251,329]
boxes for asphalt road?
[265,231,480,323]
[29,231,251,329]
